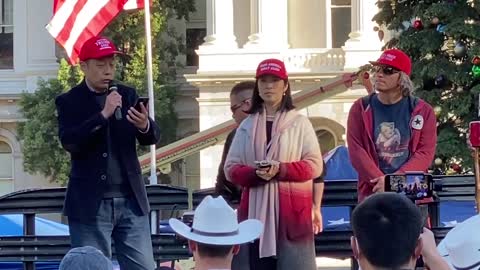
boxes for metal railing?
[0,175,476,270]
[0,184,190,270]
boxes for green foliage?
[374,0,480,173]
[104,0,194,148]
[17,60,82,185]
[17,2,195,185]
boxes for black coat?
[55,80,161,219]
[214,129,242,203]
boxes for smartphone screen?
[386,174,432,199]
[135,97,149,111]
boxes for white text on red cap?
[95,39,113,51]
[380,53,397,62]
[259,63,282,72]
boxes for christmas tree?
[373,0,480,174]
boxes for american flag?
[46,0,146,65]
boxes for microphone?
[108,81,122,120]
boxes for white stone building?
[180,0,385,189]
[0,0,386,194]
[0,0,58,196]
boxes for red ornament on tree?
[413,19,423,30]
[472,56,480,66]
[450,163,461,173]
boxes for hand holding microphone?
[101,82,122,119]
[110,81,122,120]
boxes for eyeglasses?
[375,66,400,76]
[230,98,250,113]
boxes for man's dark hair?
[197,243,233,258]
[351,193,423,268]
[247,79,295,114]
[230,81,255,97]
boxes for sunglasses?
[375,66,400,76]
[230,98,250,113]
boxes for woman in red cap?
[224,58,323,270]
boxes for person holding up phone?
[346,49,437,203]
[224,59,324,270]
[55,36,161,270]
[135,97,149,112]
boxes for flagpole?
[144,0,158,235]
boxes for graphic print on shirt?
[375,122,409,173]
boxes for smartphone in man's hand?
[134,97,149,111]
[385,173,433,200]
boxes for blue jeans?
[68,196,155,270]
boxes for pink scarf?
[246,108,300,258]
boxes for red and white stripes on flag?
[123,0,146,10]
[46,0,146,65]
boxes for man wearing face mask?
[55,36,161,270]
[346,49,437,203]
[215,81,255,203]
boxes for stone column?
[343,0,383,70]
[199,0,238,50]
[243,0,289,49]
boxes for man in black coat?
[55,36,160,270]
[214,81,255,203]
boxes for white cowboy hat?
[437,214,480,269]
[169,195,263,245]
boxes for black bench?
[0,234,189,262]
[0,185,190,270]
[0,175,475,270]
[192,175,477,227]
[192,175,477,268]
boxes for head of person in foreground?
[169,195,263,270]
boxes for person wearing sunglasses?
[214,81,255,204]
[346,49,437,203]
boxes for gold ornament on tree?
[391,0,396,14]
[391,0,408,14]
[434,106,442,117]
[443,37,456,56]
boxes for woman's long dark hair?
[246,79,295,114]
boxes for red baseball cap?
[369,49,412,75]
[255,58,288,80]
[79,36,122,62]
